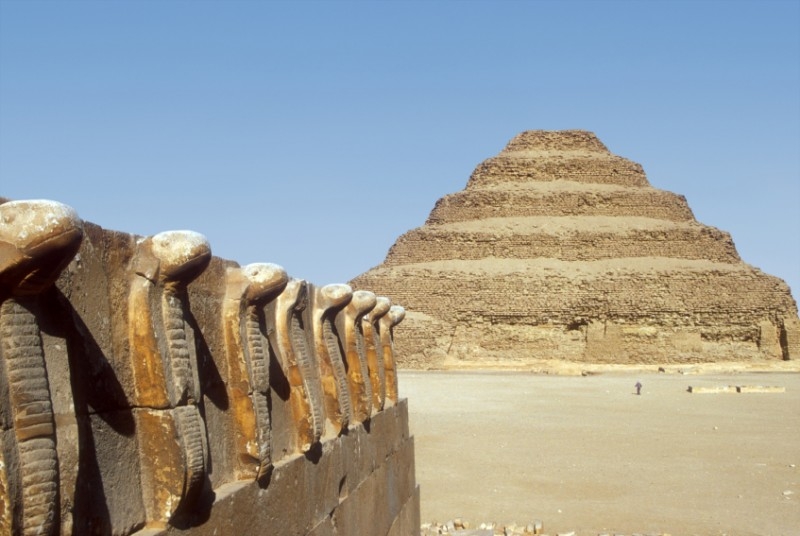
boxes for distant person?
[635,381,642,395]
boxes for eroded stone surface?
[129,231,212,524]
[309,284,353,436]
[0,197,414,536]
[0,200,83,297]
[0,200,83,536]
[363,297,391,412]
[0,198,412,536]
[335,290,378,423]
[265,278,324,452]
[223,263,288,480]
[380,305,406,405]
[351,130,800,368]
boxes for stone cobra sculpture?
[223,263,287,481]
[0,199,83,536]
[334,290,376,424]
[128,230,211,525]
[309,284,353,436]
[264,278,323,452]
[380,305,406,406]
[362,296,390,414]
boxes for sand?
[400,369,800,536]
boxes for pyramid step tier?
[384,219,740,265]
[427,183,694,224]
[353,258,796,327]
[502,130,612,153]
[466,154,648,189]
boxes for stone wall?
[426,186,696,224]
[0,198,418,536]
[351,130,800,368]
[467,154,647,188]
[383,222,740,265]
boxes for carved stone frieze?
[380,305,406,405]
[308,284,353,436]
[0,200,83,536]
[334,290,377,424]
[362,296,390,414]
[128,230,211,525]
[0,196,412,535]
[264,279,323,452]
[223,263,288,481]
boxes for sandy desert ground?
[399,369,800,536]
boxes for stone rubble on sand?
[420,520,672,536]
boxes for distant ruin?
[0,199,418,535]
[352,130,800,367]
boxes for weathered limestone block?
[758,319,783,359]
[468,153,648,188]
[426,185,695,224]
[0,200,83,536]
[223,263,288,481]
[153,401,416,536]
[383,220,740,266]
[467,130,645,188]
[334,290,377,424]
[780,316,800,360]
[363,297,390,413]
[307,284,353,437]
[128,230,211,525]
[736,385,786,393]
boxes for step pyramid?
[351,130,799,367]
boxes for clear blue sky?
[1,0,798,300]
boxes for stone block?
[387,485,421,536]
[736,385,786,393]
